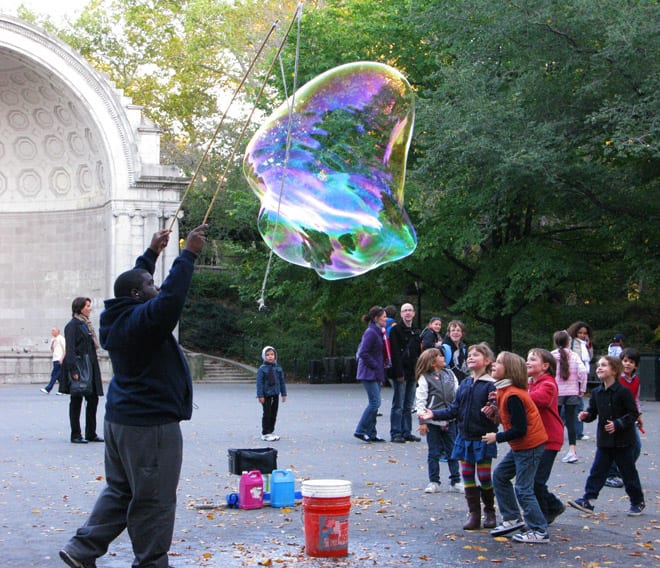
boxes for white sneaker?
[512,529,549,543]
[580,435,591,440]
[449,482,465,493]
[562,452,578,463]
[40,388,49,394]
[490,518,525,536]
[261,434,270,441]
[424,482,441,493]
[269,434,280,441]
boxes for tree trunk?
[493,314,513,353]
[322,316,337,356]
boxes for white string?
[257,2,303,311]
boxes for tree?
[409,0,659,350]
[18,0,657,360]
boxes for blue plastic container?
[270,469,295,507]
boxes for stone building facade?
[0,15,187,360]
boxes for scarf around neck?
[74,313,100,349]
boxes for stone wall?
[0,16,188,351]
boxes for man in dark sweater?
[389,303,422,443]
[60,224,207,568]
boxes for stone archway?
[0,15,187,356]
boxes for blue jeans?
[576,397,585,438]
[355,380,381,439]
[534,448,564,517]
[427,422,460,484]
[493,445,547,533]
[390,378,416,438]
[584,445,644,505]
[607,427,642,477]
[45,361,61,392]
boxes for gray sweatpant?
[63,420,183,567]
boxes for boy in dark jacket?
[568,356,645,516]
[257,346,287,441]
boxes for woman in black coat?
[60,296,104,443]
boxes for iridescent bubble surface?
[243,61,417,280]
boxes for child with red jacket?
[527,348,565,524]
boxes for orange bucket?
[302,479,352,557]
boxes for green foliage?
[22,0,658,359]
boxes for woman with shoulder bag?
[61,297,104,444]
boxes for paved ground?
[1,382,658,567]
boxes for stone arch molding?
[0,16,138,209]
[0,16,187,353]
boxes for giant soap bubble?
[244,61,416,280]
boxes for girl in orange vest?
[482,351,549,543]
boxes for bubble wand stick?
[167,20,281,232]
[201,3,304,226]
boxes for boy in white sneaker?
[256,346,287,442]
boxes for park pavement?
[0,382,658,568]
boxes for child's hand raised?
[418,408,433,421]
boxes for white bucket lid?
[301,479,352,498]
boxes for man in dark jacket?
[389,303,422,443]
[60,224,207,568]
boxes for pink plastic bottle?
[239,470,264,510]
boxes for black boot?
[481,487,496,529]
[463,486,481,530]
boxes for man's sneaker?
[561,452,578,463]
[40,387,49,394]
[490,518,525,536]
[580,434,591,440]
[512,529,549,543]
[605,476,624,488]
[424,482,441,493]
[59,549,97,568]
[546,502,566,525]
[628,503,645,516]
[568,497,594,514]
[449,482,465,493]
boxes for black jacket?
[389,321,420,381]
[60,317,103,397]
[434,376,498,440]
[582,380,640,448]
[100,247,195,426]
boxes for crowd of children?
[257,319,646,546]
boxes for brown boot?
[481,487,497,529]
[463,486,481,530]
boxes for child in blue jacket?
[257,346,287,441]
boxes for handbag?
[69,354,93,396]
